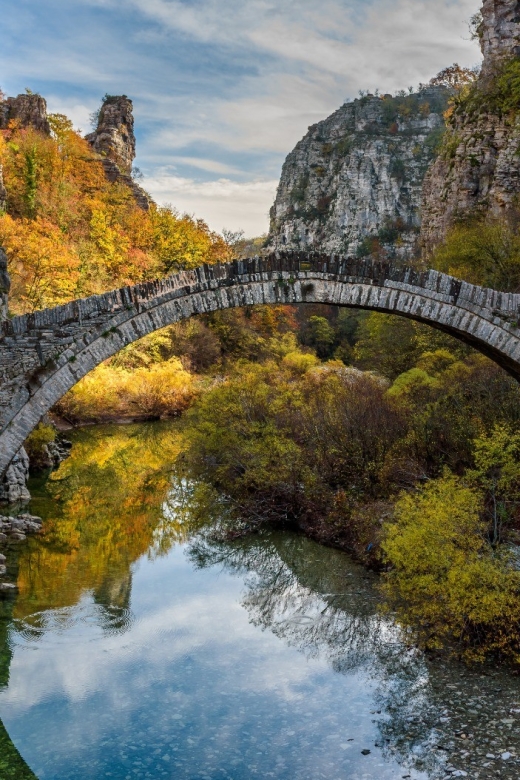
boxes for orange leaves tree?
[0,214,80,312]
[0,110,232,314]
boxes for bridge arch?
[1,253,520,475]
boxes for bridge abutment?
[0,247,31,505]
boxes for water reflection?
[190,532,520,778]
[14,422,186,625]
[190,531,443,777]
[0,422,520,778]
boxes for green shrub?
[381,474,520,663]
[431,218,520,292]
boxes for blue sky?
[1,0,482,235]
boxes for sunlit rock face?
[268,88,448,260]
[86,95,136,174]
[0,93,50,135]
[420,0,520,255]
[86,95,152,210]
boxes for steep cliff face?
[479,0,520,80]
[86,95,135,174]
[0,93,50,135]
[420,0,520,254]
[268,88,448,259]
[86,95,152,210]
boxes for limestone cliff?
[479,0,520,81]
[0,93,50,135]
[268,88,448,259]
[420,0,520,254]
[86,95,152,210]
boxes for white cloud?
[170,156,242,175]
[44,97,93,134]
[121,0,480,81]
[145,172,277,235]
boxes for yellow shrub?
[24,422,56,468]
[56,358,197,422]
[381,474,520,663]
[282,351,320,374]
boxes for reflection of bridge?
[1,252,520,474]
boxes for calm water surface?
[1,423,520,780]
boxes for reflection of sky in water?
[0,542,431,780]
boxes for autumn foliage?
[0,115,231,313]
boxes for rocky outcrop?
[479,0,520,80]
[86,95,135,174]
[0,94,49,218]
[100,157,152,211]
[420,0,520,254]
[0,93,50,135]
[0,449,30,505]
[268,88,448,259]
[86,95,152,210]
[0,248,9,321]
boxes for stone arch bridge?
[1,252,520,477]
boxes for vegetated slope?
[0,92,230,315]
[421,0,520,261]
[268,87,448,259]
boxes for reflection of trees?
[13,422,190,627]
[189,530,447,778]
[190,531,401,669]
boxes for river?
[1,422,520,779]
